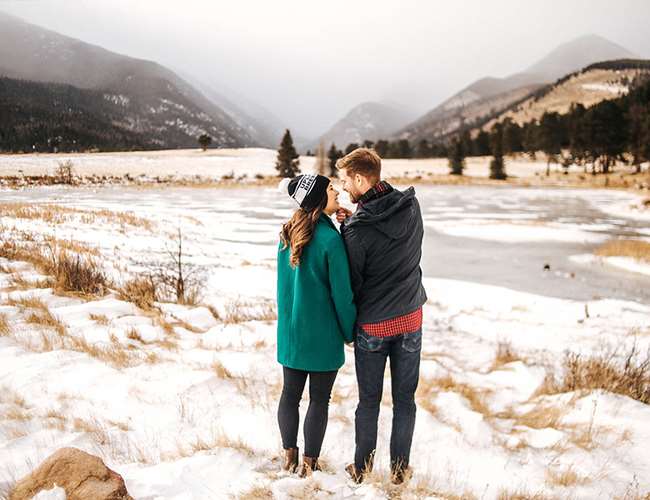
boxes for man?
[335,148,427,485]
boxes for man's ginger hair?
[336,148,381,184]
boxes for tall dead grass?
[596,239,650,263]
[0,239,108,297]
[540,347,650,404]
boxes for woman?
[277,173,356,477]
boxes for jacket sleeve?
[341,224,365,299]
[326,235,357,343]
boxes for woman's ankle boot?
[298,455,321,478]
[283,447,299,473]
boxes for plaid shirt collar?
[357,181,393,207]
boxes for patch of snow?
[32,486,66,500]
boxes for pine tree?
[345,143,359,155]
[587,100,626,174]
[416,139,431,158]
[489,124,507,180]
[628,103,647,173]
[198,134,212,151]
[475,130,491,157]
[448,137,465,175]
[276,129,300,178]
[374,140,389,157]
[327,143,343,177]
[539,112,564,176]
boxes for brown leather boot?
[282,447,299,473]
[345,463,364,484]
[390,464,413,485]
[298,455,321,478]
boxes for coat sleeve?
[341,224,366,299]
[326,235,357,343]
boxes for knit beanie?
[280,174,330,211]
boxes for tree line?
[283,75,649,179]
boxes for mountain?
[482,59,650,131]
[180,73,288,148]
[0,77,148,152]
[524,34,637,82]
[314,101,417,150]
[395,34,638,143]
[0,11,257,149]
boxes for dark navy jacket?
[341,186,427,324]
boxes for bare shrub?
[541,347,650,404]
[55,160,76,184]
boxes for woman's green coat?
[277,214,356,372]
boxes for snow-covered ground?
[0,184,649,499]
[2,148,638,180]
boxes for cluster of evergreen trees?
[323,75,650,177]
[0,77,150,153]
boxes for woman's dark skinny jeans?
[278,366,338,458]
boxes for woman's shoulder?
[314,216,343,248]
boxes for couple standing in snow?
[276,148,426,484]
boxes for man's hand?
[336,207,353,223]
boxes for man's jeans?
[354,327,421,472]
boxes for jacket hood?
[346,187,417,240]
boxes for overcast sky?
[2,0,650,137]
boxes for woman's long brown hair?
[280,194,328,267]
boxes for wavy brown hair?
[280,195,328,267]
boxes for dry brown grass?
[26,309,67,337]
[90,313,109,325]
[596,239,650,263]
[0,239,108,297]
[496,489,552,500]
[238,486,274,499]
[418,375,492,416]
[0,202,154,231]
[224,299,277,324]
[540,348,650,404]
[118,276,158,310]
[212,360,233,379]
[49,250,108,296]
[126,327,145,343]
[491,341,522,370]
[0,313,10,336]
[546,465,589,487]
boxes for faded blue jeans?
[354,327,421,473]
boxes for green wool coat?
[277,214,356,372]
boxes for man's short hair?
[336,148,381,184]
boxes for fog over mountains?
[0,3,648,152]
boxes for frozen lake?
[2,183,648,303]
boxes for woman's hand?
[336,207,352,223]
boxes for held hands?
[336,207,353,224]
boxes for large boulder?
[10,447,133,500]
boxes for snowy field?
[0,182,649,499]
[0,148,625,180]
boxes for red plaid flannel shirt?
[361,307,422,338]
